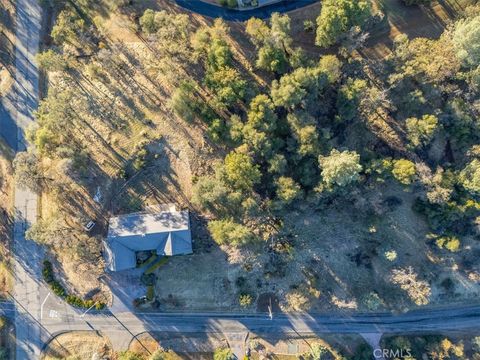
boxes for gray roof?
[104,210,192,271]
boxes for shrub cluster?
[42,260,106,309]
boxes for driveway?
[104,268,146,313]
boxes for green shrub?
[117,351,144,360]
[436,236,461,252]
[214,348,235,360]
[51,280,66,298]
[145,257,168,275]
[133,148,149,171]
[146,285,155,301]
[303,20,315,33]
[42,259,106,309]
[239,293,253,307]
[42,260,54,283]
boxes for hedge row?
[144,257,168,275]
[42,260,106,310]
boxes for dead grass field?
[42,331,113,360]
[129,332,225,359]
[249,333,367,360]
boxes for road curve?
[173,0,318,21]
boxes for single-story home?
[103,209,192,272]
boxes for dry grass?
[129,332,225,358]
[364,0,478,59]
[249,334,366,360]
[42,331,113,360]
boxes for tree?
[268,154,288,175]
[392,159,416,185]
[241,95,280,159]
[256,45,289,74]
[392,34,460,83]
[287,112,320,157]
[170,81,200,122]
[206,66,247,108]
[208,219,254,246]
[51,9,87,48]
[192,175,230,214]
[317,55,342,83]
[336,78,367,122]
[275,176,302,205]
[194,20,247,109]
[245,13,294,74]
[139,9,156,33]
[13,151,43,193]
[460,159,480,194]
[319,149,362,188]
[32,89,78,155]
[405,114,439,147]
[452,14,480,68]
[391,266,431,305]
[36,50,69,72]
[271,66,328,109]
[315,0,372,48]
[223,152,261,192]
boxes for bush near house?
[146,285,155,301]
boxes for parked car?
[84,220,96,232]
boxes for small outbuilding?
[103,208,192,272]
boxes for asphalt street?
[173,0,318,21]
[37,304,480,335]
[2,0,46,358]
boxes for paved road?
[38,304,480,334]
[173,0,318,21]
[19,302,480,352]
[1,0,46,358]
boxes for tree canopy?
[319,149,362,188]
[315,0,372,48]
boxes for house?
[103,208,192,272]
